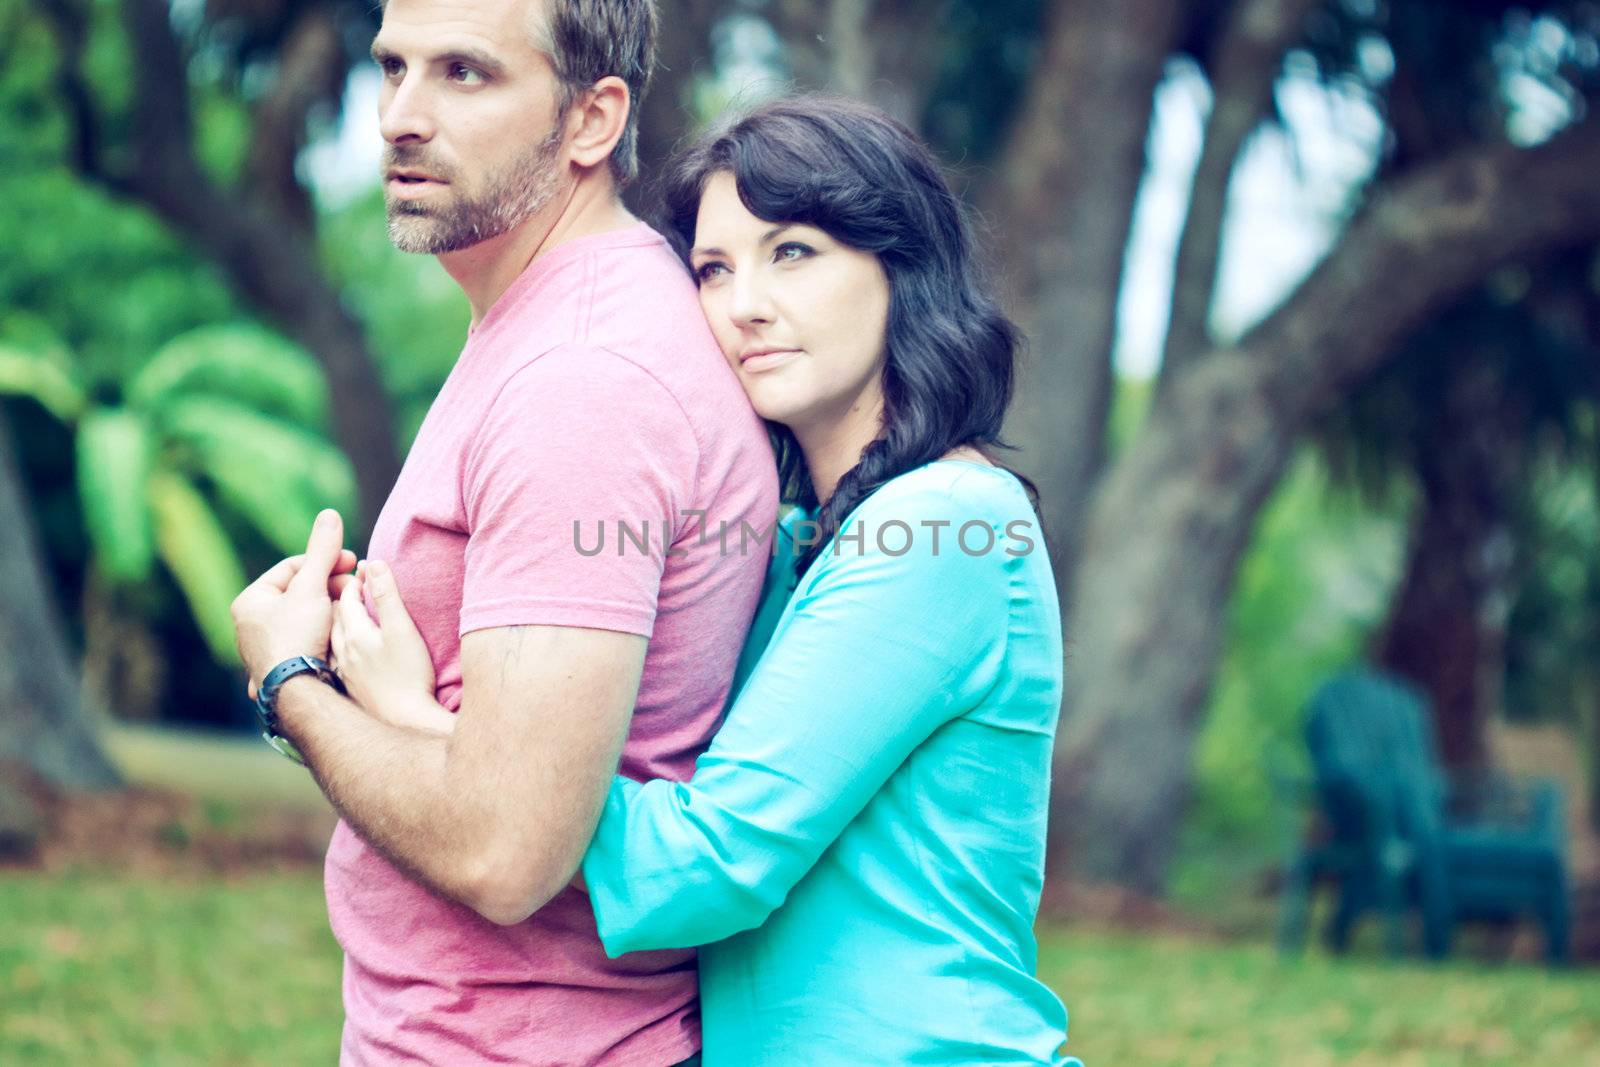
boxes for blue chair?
[1276,670,1570,962]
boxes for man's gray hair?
[530,0,658,185]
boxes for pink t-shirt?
[325,222,779,1066]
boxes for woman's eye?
[694,262,728,283]
[448,63,486,86]
[774,242,814,263]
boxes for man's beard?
[384,124,566,254]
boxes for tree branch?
[243,2,349,234]
[36,0,122,191]
[1249,116,1600,417]
[1159,0,1318,389]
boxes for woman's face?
[688,171,891,430]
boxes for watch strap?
[254,655,345,765]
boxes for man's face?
[373,0,570,253]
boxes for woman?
[334,95,1080,1066]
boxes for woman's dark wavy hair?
[659,94,1040,578]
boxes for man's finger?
[367,560,419,634]
[329,572,358,599]
[335,549,359,576]
[330,614,347,672]
[289,510,345,595]
[249,554,306,595]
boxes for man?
[229,0,778,1063]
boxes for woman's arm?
[581,477,1016,956]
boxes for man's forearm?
[275,676,485,907]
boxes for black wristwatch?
[254,655,345,765]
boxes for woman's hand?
[330,559,456,735]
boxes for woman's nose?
[727,272,775,328]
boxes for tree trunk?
[0,413,121,791]
[630,0,719,199]
[1377,355,1522,771]
[765,0,944,127]
[988,0,1186,596]
[1052,120,1600,892]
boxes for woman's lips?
[740,349,799,372]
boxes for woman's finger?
[367,560,421,636]
[337,573,374,640]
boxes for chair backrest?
[1305,670,1444,851]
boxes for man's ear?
[567,75,630,171]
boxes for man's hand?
[232,509,358,694]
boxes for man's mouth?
[388,170,444,184]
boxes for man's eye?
[379,57,404,78]
[448,63,487,86]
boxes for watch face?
[260,728,307,767]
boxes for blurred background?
[4,0,1600,1063]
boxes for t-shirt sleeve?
[458,343,699,638]
[580,475,1018,955]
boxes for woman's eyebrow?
[760,225,796,244]
[688,245,726,259]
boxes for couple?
[228,0,1078,1064]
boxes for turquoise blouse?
[581,461,1081,1066]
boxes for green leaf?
[148,470,248,665]
[159,396,356,555]
[127,323,328,428]
[0,343,86,422]
[76,408,155,582]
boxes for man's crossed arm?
[230,509,644,925]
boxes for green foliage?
[1504,449,1600,725]
[129,324,329,430]
[318,190,468,445]
[161,396,354,556]
[1173,450,1408,912]
[149,470,249,662]
[0,323,353,664]
[75,408,156,582]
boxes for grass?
[0,873,342,1067]
[1040,927,1600,1066]
[2,870,1597,1066]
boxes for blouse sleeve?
[581,475,1017,956]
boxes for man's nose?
[379,74,437,145]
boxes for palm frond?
[0,344,87,423]
[76,408,156,582]
[127,323,329,429]
[148,469,248,665]
[159,396,356,555]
